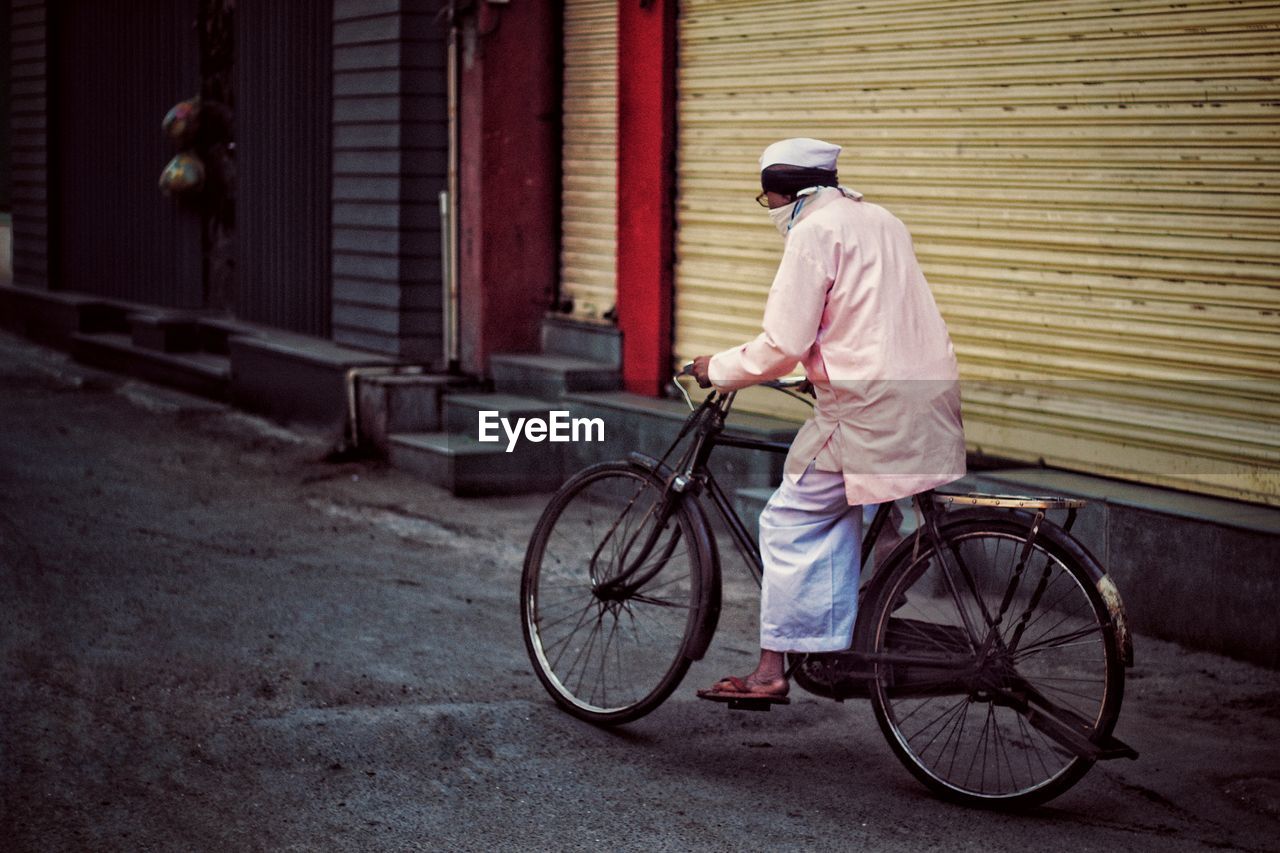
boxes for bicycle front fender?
[626,452,721,661]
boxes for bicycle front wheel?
[866,514,1125,808]
[521,461,710,725]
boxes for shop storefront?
[671,0,1279,504]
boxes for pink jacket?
[708,188,966,506]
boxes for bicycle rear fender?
[626,452,722,660]
[858,508,1133,667]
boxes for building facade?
[6,0,461,360]
[5,0,1278,507]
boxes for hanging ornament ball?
[159,152,206,195]
[162,97,201,142]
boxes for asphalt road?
[2,331,1278,852]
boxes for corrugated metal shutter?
[54,0,203,307]
[237,0,332,336]
[560,0,618,320]
[9,0,51,290]
[675,0,1280,505]
[1,1,11,214]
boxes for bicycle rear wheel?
[866,514,1124,808]
[521,461,711,725]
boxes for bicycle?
[520,375,1138,808]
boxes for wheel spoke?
[1008,583,1092,648]
[871,520,1124,806]
[522,466,704,722]
[1024,679,1104,708]
[536,596,600,636]
[541,599,600,663]
[569,610,605,694]
[594,612,623,707]
[902,695,969,746]
[1013,622,1102,660]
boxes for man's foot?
[696,673,790,703]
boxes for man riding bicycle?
[690,137,966,703]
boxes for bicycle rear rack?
[932,490,1086,536]
[932,492,1087,510]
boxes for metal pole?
[443,12,461,371]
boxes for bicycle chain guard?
[788,651,875,700]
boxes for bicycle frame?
[523,376,1139,800]
[596,385,900,618]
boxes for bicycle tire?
[865,512,1125,808]
[521,461,712,725]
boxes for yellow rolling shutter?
[560,0,618,321]
[675,0,1280,504]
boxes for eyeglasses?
[755,191,769,208]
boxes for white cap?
[759,137,842,171]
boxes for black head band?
[760,165,838,196]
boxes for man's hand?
[691,355,713,389]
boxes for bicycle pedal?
[701,691,788,712]
[727,697,788,712]
[696,690,790,711]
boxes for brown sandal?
[696,675,790,705]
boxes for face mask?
[766,188,823,236]
[767,199,801,236]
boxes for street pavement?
[2,330,1278,852]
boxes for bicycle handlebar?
[762,376,812,391]
[675,362,808,388]
[673,365,814,411]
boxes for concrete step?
[539,314,621,367]
[357,372,477,454]
[227,333,394,429]
[0,284,131,348]
[129,312,207,354]
[489,352,621,398]
[195,317,253,356]
[443,392,562,439]
[70,332,230,401]
[388,431,564,497]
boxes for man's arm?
[690,355,714,388]
[700,243,829,391]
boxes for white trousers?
[758,465,868,653]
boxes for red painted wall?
[616,0,677,396]
[456,1,560,376]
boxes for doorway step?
[386,315,624,496]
